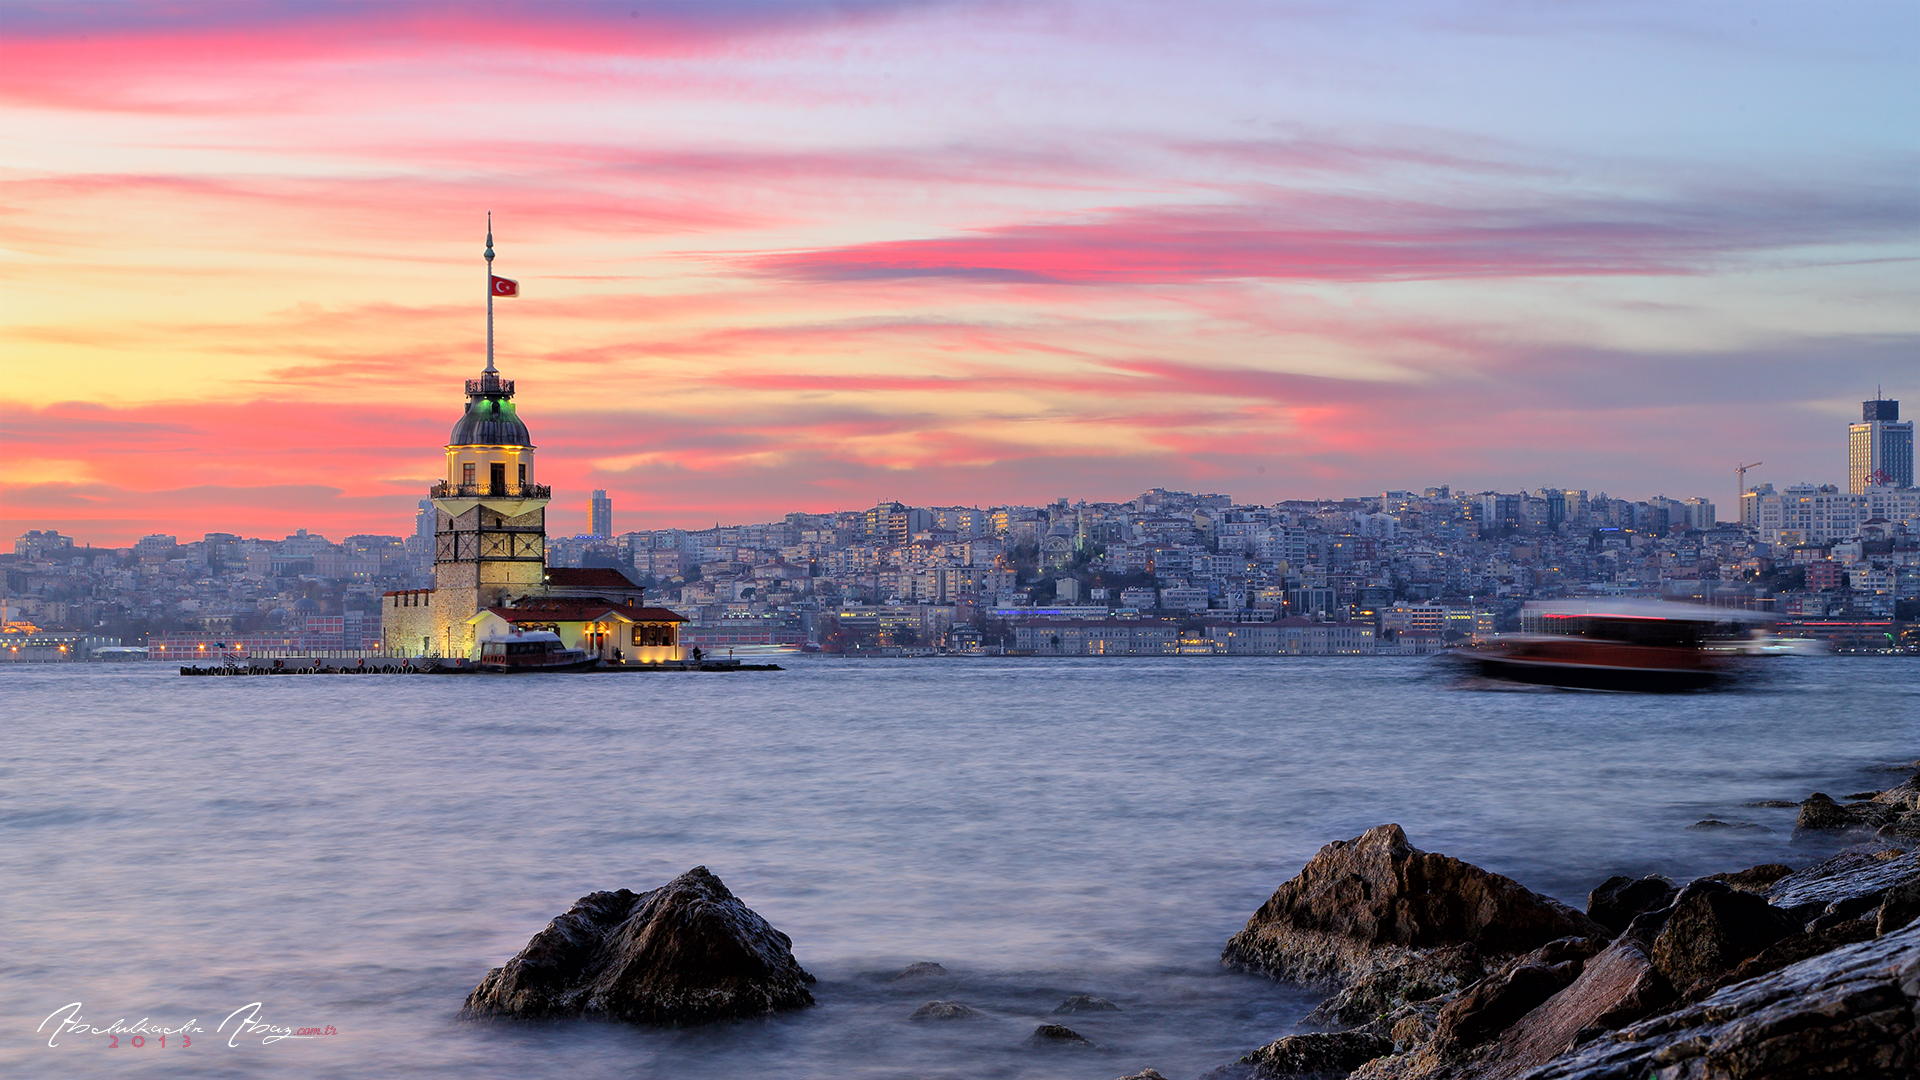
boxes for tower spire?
[484,212,497,374]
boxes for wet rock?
[1434,939,1602,1048]
[462,867,815,1026]
[1767,845,1920,919]
[1523,922,1920,1080]
[1222,825,1601,987]
[1878,812,1920,840]
[1027,1023,1093,1047]
[1723,918,1877,985]
[1700,862,1793,893]
[1685,818,1767,832]
[1053,993,1120,1013]
[1307,946,1485,1027]
[1436,937,1672,1080]
[1432,960,1583,1051]
[909,1000,980,1021]
[1585,875,1676,934]
[1743,799,1799,808]
[1115,1071,1169,1080]
[1233,1030,1393,1079]
[888,961,949,981]
[1648,879,1799,996]
[1877,878,1920,935]
[1872,771,1920,813]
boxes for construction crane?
[1735,461,1763,523]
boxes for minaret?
[423,217,549,657]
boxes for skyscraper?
[590,489,613,538]
[1848,398,1913,493]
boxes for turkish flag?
[490,275,519,297]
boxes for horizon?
[6,1,1917,545]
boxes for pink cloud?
[747,190,1917,285]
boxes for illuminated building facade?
[1848,398,1913,493]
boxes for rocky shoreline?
[1200,766,1920,1080]
[459,766,1920,1079]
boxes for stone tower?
[426,368,549,657]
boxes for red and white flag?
[490,275,519,297]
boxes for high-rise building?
[589,490,613,538]
[1848,398,1913,493]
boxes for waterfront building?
[1848,398,1914,493]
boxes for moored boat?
[1461,599,1769,692]
[477,630,598,672]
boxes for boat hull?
[1466,653,1724,693]
[477,656,602,673]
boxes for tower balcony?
[432,481,550,500]
[466,375,514,397]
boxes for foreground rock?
[1222,825,1602,988]
[463,867,815,1026]
[1526,922,1920,1079]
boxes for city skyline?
[6,1,1919,545]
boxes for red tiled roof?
[482,600,687,623]
[543,567,640,590]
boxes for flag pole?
[484,211,496,374]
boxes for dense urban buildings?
[10,397,1920,660]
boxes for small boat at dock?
[477,630,598,673]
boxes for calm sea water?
[2,657,1915,1079]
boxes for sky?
[2,0,1917,544]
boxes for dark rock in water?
[1767,846,1920,918]
[1743,799,1799,808]
[911,997,982,1020]
[1027,1023,1092,1047]
[1221,824,1601,987]
[1878,879,1920,935]
[1307,945,1485,1027]
[1585,875,1676,934]
[1114,1071,1169,1080]
[1796,792,1896,831]
[1053,993,1120,1013]
[462,867,815,1026]
[888,961,949,981]
[1701,862,1793,893]
[1523,922,1920,1080]
[1686,818,1767,832]
[1232,1030,1393,1079]
[1648,879,1799,997]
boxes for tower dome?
[450,370,532,447]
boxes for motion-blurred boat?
[1461,600,1769,692]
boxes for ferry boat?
[1461,600,1768,692]
[476,630,598,673]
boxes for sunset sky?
[4,0,1917,544]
